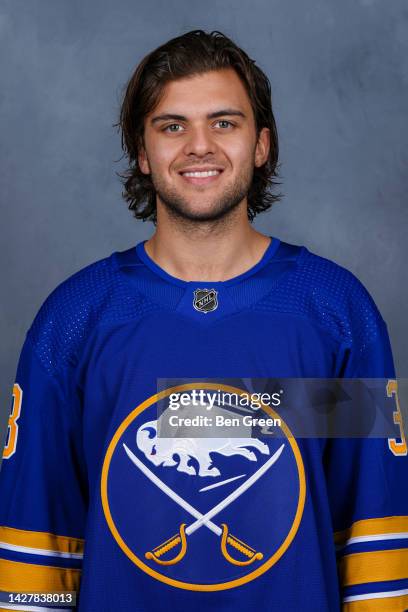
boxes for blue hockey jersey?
[0,237,407,611]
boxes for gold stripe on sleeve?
[0,526,84,555]
[0,558,81,592]
[340,548,408,586]
[334,516,408,547]
[343,592,408,611]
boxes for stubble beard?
[149,162,254,225]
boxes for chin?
[181,208,233,223]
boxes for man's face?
[138,68,270,223]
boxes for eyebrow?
[150,108,247,125]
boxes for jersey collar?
[135,237,281,288]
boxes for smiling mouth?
[178,169,224,185]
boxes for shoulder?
[299,245,383,320]
[265,241,387,350]
[26,251,126,376]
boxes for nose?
[182,124,218,157]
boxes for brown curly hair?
[114,29,283,224]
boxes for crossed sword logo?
[123,442,285,566]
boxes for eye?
[162,123,184,133]
[215,120,234,129]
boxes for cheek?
[225,134,256,165]
[143,133,176,171]
[150,143,179,173]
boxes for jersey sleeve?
[0,331,87,610]
[324,319,408,611]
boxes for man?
[0,29,407,612]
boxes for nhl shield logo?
[193,288,218,313]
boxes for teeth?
[182,170,220,177]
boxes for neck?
[144,207,271,282]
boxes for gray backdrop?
[1,0,407,449]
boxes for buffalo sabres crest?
[193,288,218,313]
[101,384,305,590]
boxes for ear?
[138,141,151,175]
[254,127,270,168]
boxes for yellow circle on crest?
[101,382,306,591]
